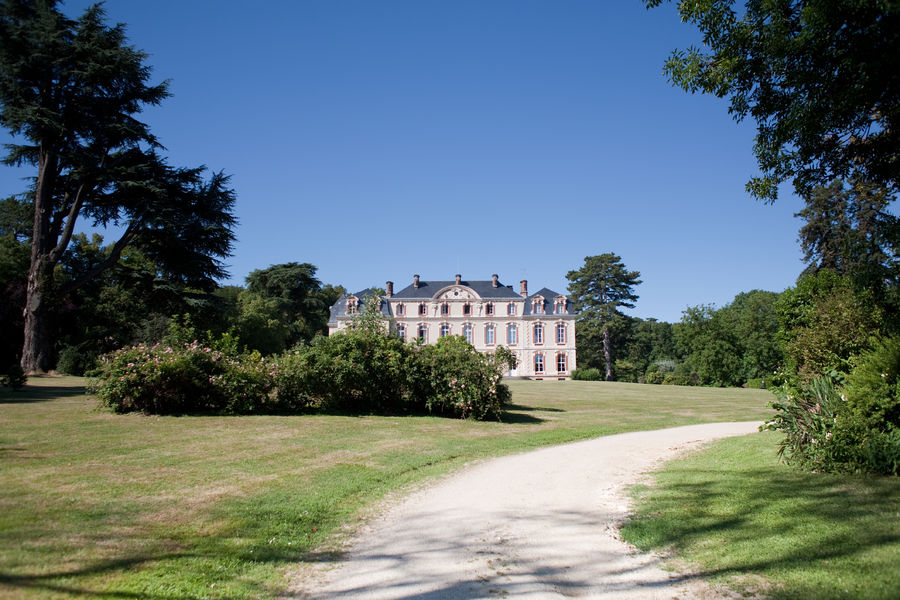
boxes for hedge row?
[91,328,512,420]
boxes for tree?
[244,262,339,347]
[0,1,236,371]
[675,304,744,387]
[645,1,900,201]
[566,254,642,381]
[797,179,899,308]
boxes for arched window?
[346,296,358,315]
[556,323,566,344]
[507,302,516,316]
[417,324,428,342]
[485,302,494,316]
[418,303,427,316]
[396,303,405,316]
[533,323,544,344]
[441,302,449,316]
[440,323,451,337]
[507,324,518,345]
[556,353,567,373]
[463,302,471,316]
[534,353,545,374]
[485,324,496,345]
[397,324,406,341]
[463,323,473,344]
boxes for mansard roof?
[328,288,392,324]
[392,279,522,300]
[523,287,575,316]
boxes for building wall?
[330,283,577,379]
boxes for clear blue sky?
[0,0,806,323]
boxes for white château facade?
[328,274,577,379]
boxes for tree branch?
[59,218,140,295]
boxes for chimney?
[455,274,461,285]
[413,274,420,288]
[385,281,393,297]
[520,280,528,297]
[492,273,499,288]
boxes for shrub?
[415,336,510,420]
[645,371,665,385]
[572,367,603,381]
[662,373,692,386]
[2,364,27,390]
[56,345,98,376]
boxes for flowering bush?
[92,341,271,414]
[93,326,512,420]
[414,336,510,420]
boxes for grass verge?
[1,376,772,599]
[621,431,900,600]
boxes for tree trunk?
[602,326,613,381]
[21,152,59,374]
[21,259,55,373]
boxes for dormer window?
[532,296,544,314]
[555,296,567,314]
[346,296,358,315]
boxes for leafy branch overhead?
[645,0,900,201]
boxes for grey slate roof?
[392,279,522,299]
[523,287,575,316]
[328,288,392,324]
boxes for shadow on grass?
[0,384,86,404]
[622,465,900,599]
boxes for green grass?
[1,377,774,599]
[621,431,900,600]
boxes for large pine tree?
[0,1,236,372]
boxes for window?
[417,324,428,342]
[556,323,566,344]
[440,323,450,337]
[507,324,518,345]
[346,296,358,315]
[463,324,473,344]
[557,353,567,373]
[507,302,516,316]
[441,302,449,316]
[463,303,471,316]
[532,298,544,314]
[485,302,494,315]
[397,324,406,341]
[534,353,545,374]
[485,324,495,345]
[534,323,544,344]
[396,303,405,316]
[419,303,427,316]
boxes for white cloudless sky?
[0,0,807,322]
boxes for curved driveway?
[289,421,760,599]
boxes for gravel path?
[288,421,761,600]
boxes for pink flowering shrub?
[92,341,272,414]
[93,329,511,420]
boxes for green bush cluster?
[571,367,603,381]
[765,336,900,475]
[92,328,511,420]
[2,364,27,390]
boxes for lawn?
[621,431,900,600]
[3,376,772,599]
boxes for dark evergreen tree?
[0,1,236,371]
[566,254,642,381]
